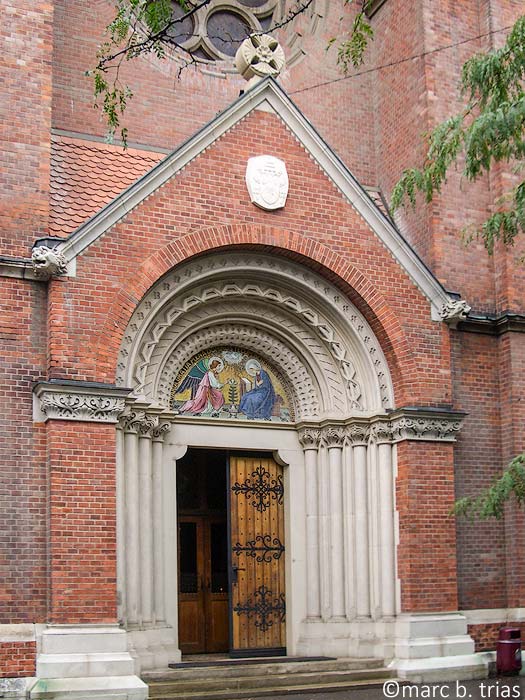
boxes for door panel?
[178,518,206,654]
[230,456,286,655]
[178,516,229,654]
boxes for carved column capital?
[152,421,171,442]
[297,427,322,450]
[119,409,154,435]
[322,425,346,449]
[346,423,370,446]
[369,420,394,444]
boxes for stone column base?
[127,626,181,673]
[391,613,487,682]
[31,625,147,699]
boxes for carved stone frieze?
[31,246,68,278]
[34,382,129,423]
[296,409,465,447]
[390,415,463,442]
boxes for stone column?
[120,411,145,627]
[323,426,347,621]
[152,421,171,625]
[347,423,371,619]
[370,420,396,618]
[298,428,322,620]
[138,415,157,626]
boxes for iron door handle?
[232,566,246,584]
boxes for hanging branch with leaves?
[391,15,525,254]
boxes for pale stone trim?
[461,608,525,625]
[54,78,454,318]
[0,624,36,643]
[33,382,131,423]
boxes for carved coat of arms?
[245,156,289,211]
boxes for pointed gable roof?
[56,77,450,318]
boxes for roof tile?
[49,135,164,237]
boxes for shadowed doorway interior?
[177,449,229,654]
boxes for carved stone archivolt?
[117,252,395,421]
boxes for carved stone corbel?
[31,246,68,279]
[440,298,471,328]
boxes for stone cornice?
[296,408,465,447]
[457,312,525,335]
[34,381,132,423]
[0,256,40,281]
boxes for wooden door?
[178,516,229,654]
[229,455,286,656]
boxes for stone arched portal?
[92,251,466,671]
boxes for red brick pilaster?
[47,420,117,623]
[396,440,458,612]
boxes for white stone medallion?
[245,155,289,211]
[235,33,286,82]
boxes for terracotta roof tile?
[49,135,164,237]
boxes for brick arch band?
[116,249,395,418]
[96,227,411,404]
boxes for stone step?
[147,675,394,700]
[149,667,393,694]
[144,657,384,682]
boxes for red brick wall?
[451,330,506,609]
[0,279,47,623]
[1,1,53,257]
[396,440,458,612]
[47,421,117,623]
[46,110,452,413]
[0,642,36,678]
[51,1,377,184]
[468,622,525,653]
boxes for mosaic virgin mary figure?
[239,359,276,420]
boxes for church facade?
[2,1,525,698]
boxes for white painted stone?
[245,155,289,211]
[0,677,36,698]
[29,675,147,700]
[392,654,489,683]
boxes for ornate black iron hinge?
[231,464,284,512]
[232,534,285,563]
[233,584,286,632]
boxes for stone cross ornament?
[235,33,285,86]
[245,155,289,211]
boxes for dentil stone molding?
[34,382,131,423]
[31,245,68,278]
